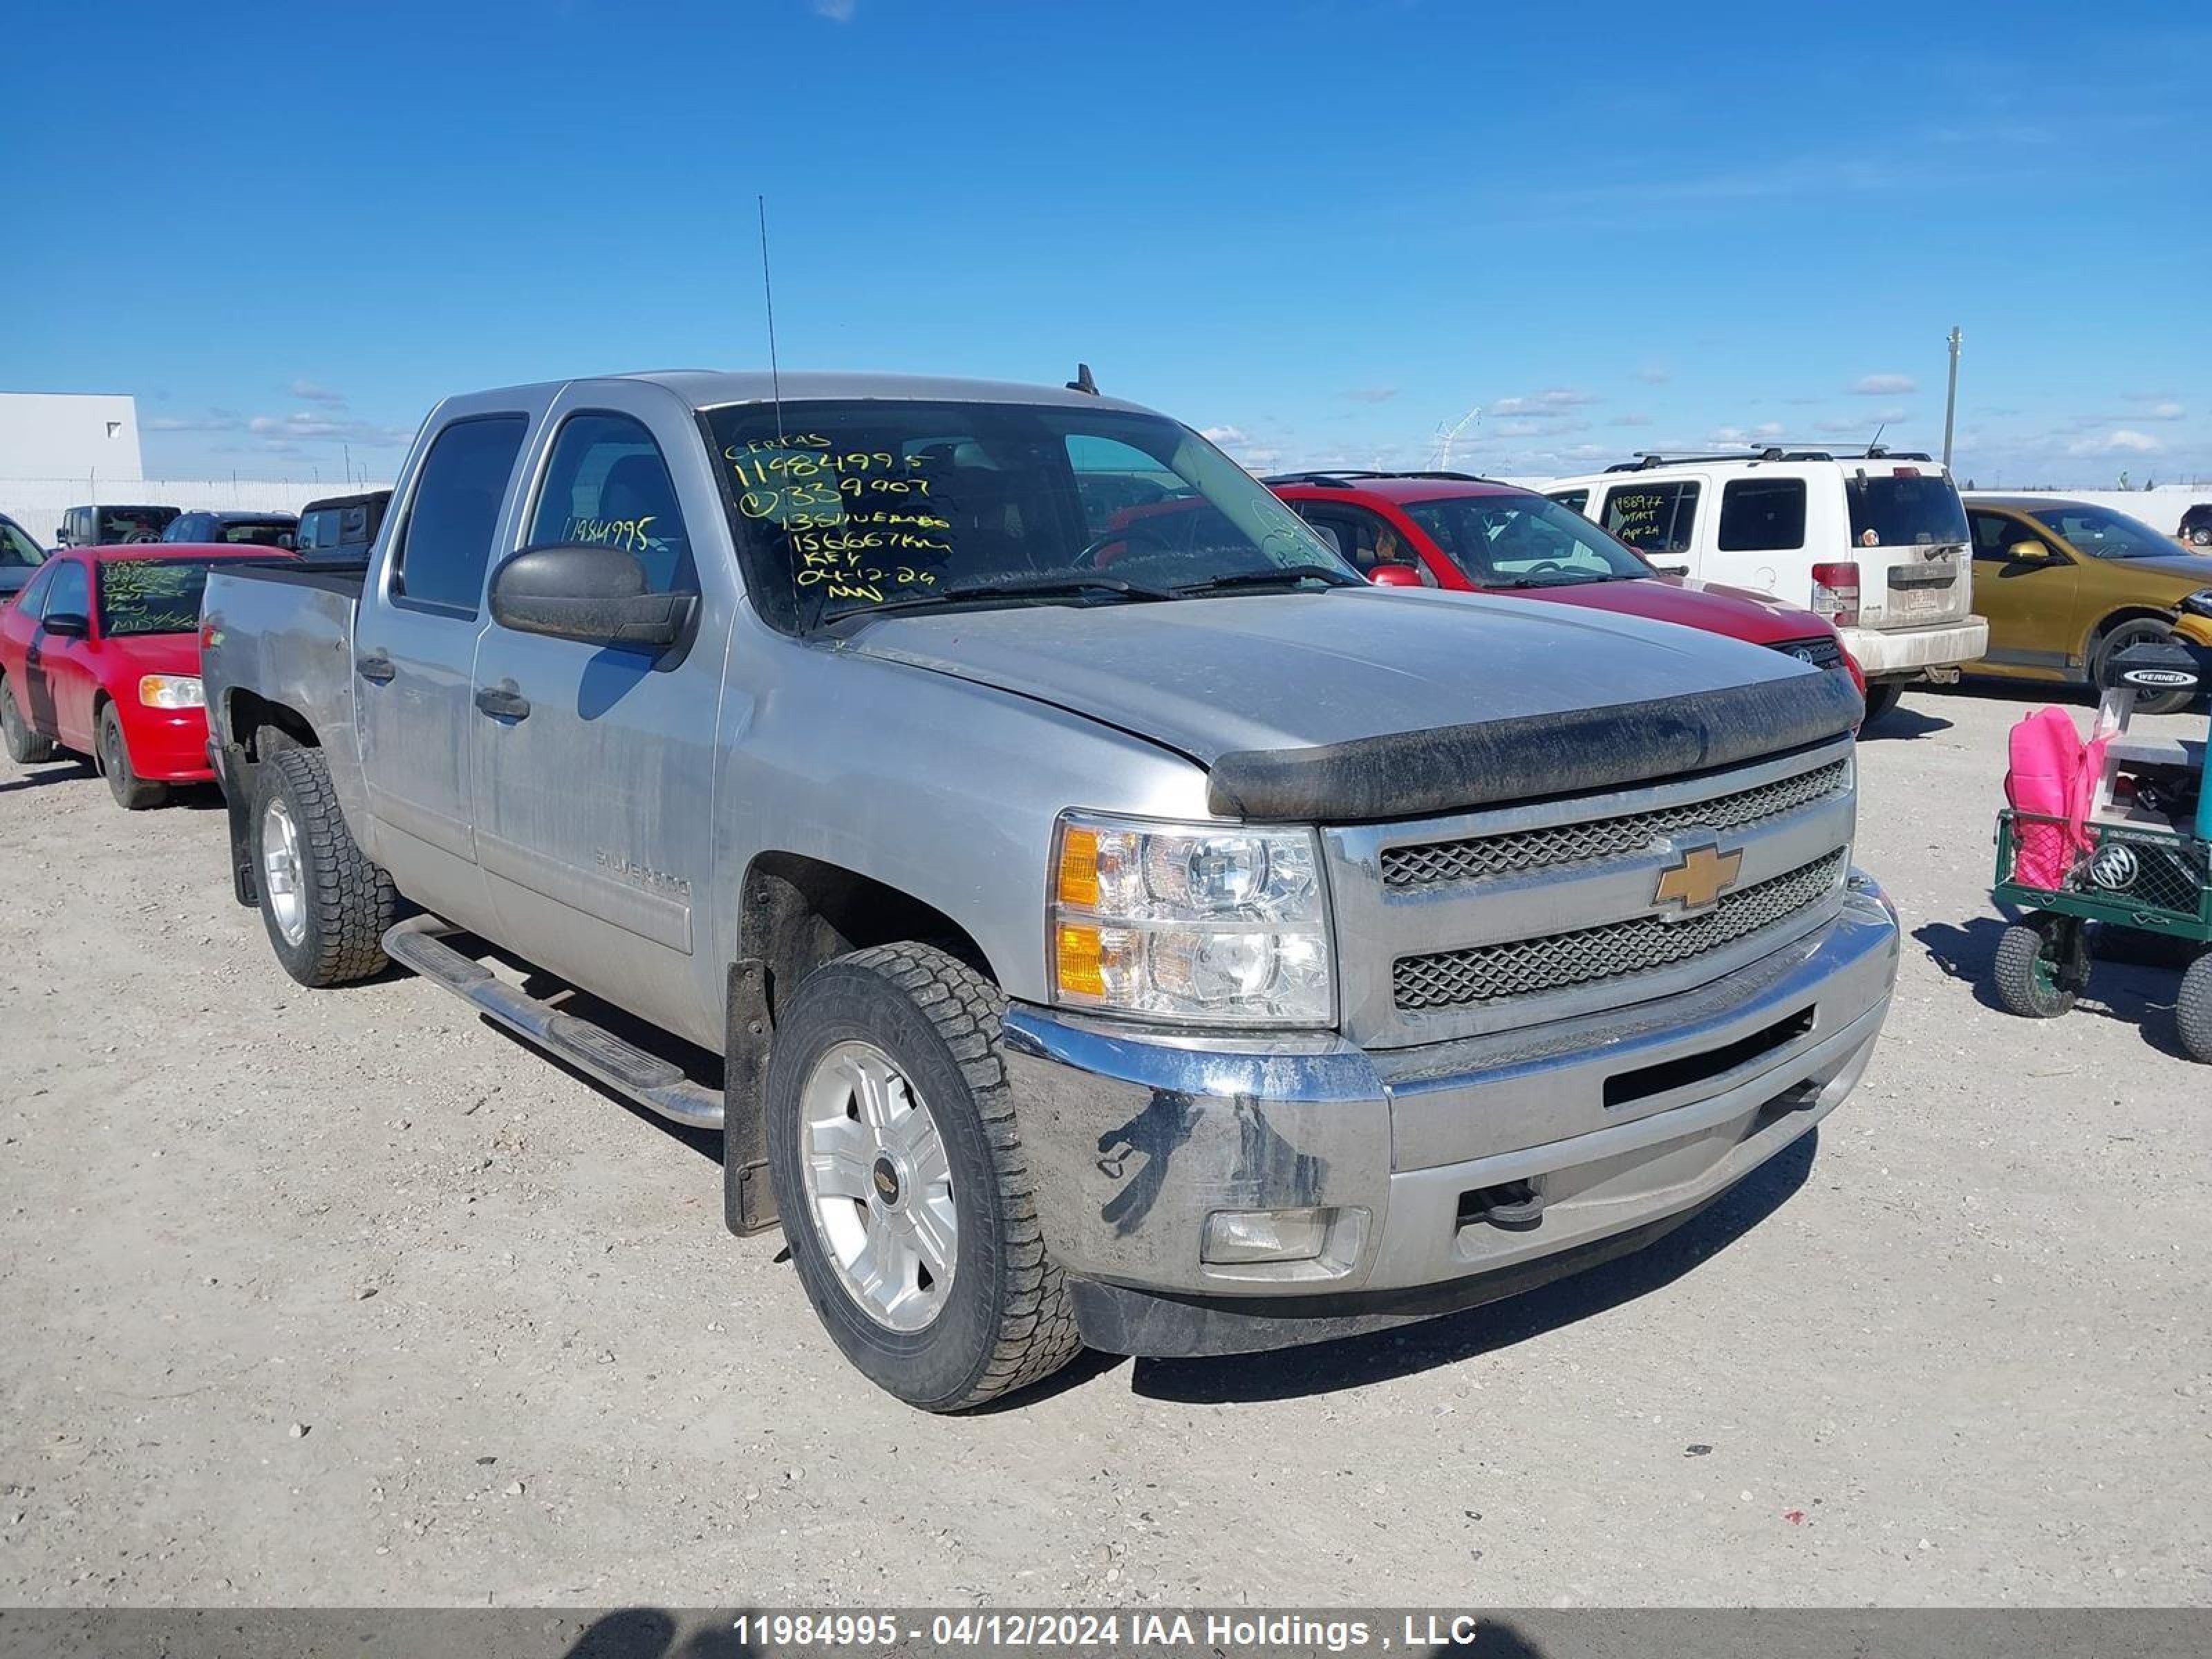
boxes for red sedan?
[0,544,284,809]
[1267,471,1864,695]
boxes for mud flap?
[723,958,780,1236]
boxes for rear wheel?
[1861,682,1903,724]
[2094,618,2193,716]
[765,943,1080,1412]
[2179,953,2212,1065]
[250,744,396,986]
[97,703,167,810]
[0,673,57,764]
[1994,912,2083,1019]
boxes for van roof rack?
[1603,444,1934,471]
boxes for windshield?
[100,507,180,544]
[704,400,1351,628]
[98,559,214,637]
[1846,472,1967,547]
[1404,494,1649,585]
[1,520,45,569]
[2030,505,2182,560]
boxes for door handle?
[474,683,531,722]
[356,652,397,684]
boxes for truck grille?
[1393,850,1846,1011]
[1381,759,1850,891]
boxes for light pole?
[1942,326,1962,470]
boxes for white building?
[0,392,144,482]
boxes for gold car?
[1965,494,2212,713]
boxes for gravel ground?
[1,681,2208,1609]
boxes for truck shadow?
[1858,701,1952,740]
[0,757,95,792]
[560,1609,755,1658]
[1913,915,2191,1059]
[1130,1130,1816,1405]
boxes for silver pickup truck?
[200,370,1898,1410]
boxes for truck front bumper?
[1000,872,1899,1358]
[1844,617,1988,680]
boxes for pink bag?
[2005,707,2097,888]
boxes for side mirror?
[41,610,90,638]
[2007,540,2056,564]
[1367,563,1424,588]
[489,543,695,649]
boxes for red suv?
[1267,471,1862,693]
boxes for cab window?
[1546,488,1589,514]
[45,559,91,621]
[1290,503,1432,582]
[0,520,45,570]
[1970,510,2052,561]
[390,415,529,612]
[1601,480,1700,555]
[526,412,695,595]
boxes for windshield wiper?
[833,574,1181,620]
[1174,565,1363,596]
[1488,572,1615,590]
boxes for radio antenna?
[757,194,784,440]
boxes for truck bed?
[218,555,371,600]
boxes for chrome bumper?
[1000,872,1900,1355]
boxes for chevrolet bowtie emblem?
[1653,843,1743,915]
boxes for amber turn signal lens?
[1057,825,1100,909]
[1055,922,1105,997]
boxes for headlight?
[1050,813,1333,1026]
[2181,588,2212,619]
[138,674,204,709]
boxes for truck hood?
[841,587,1808,767]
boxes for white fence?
[1984,488,2212,538]
[0,477,394,543]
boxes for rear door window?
[1846,472,1969,547]
[391,415,529,612]
[1718,478,1806,552]
[1289,502,1430,581]
[526,412,695,594]
[13,562,59,616]
[1601,480,1700,555]
[1546,488,1589,514]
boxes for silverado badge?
[1654,843,1744,916]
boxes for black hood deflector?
[1206,669,1862,823]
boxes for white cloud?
[146,410,245,433]
[1850,374,1918,395]
[2067,428,2162,456]
[1612,412,1653,427]
[1709,422,1785,444]
[1341,386,1399,404]
[289,379,346,406]
[2141,401,2186,420]
[1634,365,1670,385]
[1490,388,1598,416]
[1201,424,1250,447]
[249,411,413,446]
[809,0,856,18]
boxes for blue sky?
[5,0,2206,488]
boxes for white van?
[1544,447,1987,720]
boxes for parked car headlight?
[2180,588,2212,619]
[138,674,204,709]
[1050,813,1333,1026]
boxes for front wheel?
[1994,913,2083,1019]
[2178,953,2212,1065]
[250,744,397,986]
[765,944,1080,1412]
[97,703,167,810]
[2094,619,2194,716]
[1,673,59,765]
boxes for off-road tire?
[0,673,57,764]
[1994,914,2081,1019]
[251,744,396,987]
[1861,682,1904,724]
[2178,953,2212,1065]
[765,943,1080,1412]
[2093,617,2193,716]
[96,702,167,810]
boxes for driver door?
[467,384,735,1035]
[1969,507,2079,675]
